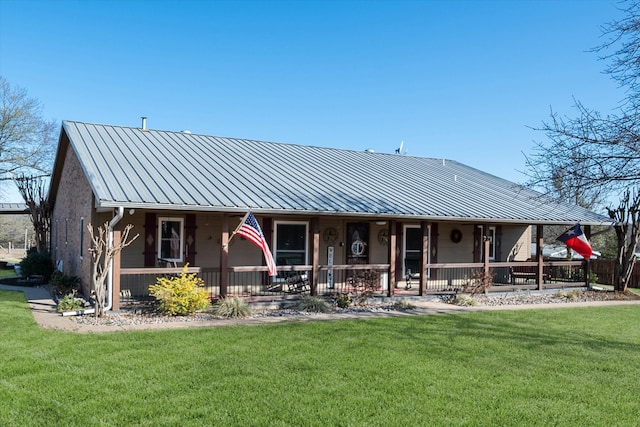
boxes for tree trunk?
[608,190,640,292]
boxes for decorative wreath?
[450,229,462,243]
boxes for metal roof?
[0,203,28,214]
[53,120,612,226]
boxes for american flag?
[236,212,277,276]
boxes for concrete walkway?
[2,284,640,334]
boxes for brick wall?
[51,145,95,295]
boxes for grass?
[1,290,639,426]
[0,268,17,279]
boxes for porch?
[115,260,588,308]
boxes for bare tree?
[607,190,640,291]
[14,174,50,253]
[0,76,57,191]
[526,1,640,289]
[87,222,139,317]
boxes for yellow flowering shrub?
[149,264,210,315]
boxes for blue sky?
[0,0,625,202]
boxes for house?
[48,120,613,310]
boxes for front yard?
[1,289,639,426]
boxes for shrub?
[335,293,352,308]
[556,289,582,300]
[148,265,210,316]
[50,271,80,296]
[452,294,478,306]
[391,299,416,310]
[293,296,332,313]
[463,269,494,295]
[350,270,380,305]
[56,294,85,313]
[213,297,252,318]
[19,249,54,280]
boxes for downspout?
[105,207,124,312]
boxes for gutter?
[105,206,124,312]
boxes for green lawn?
[1,290,639,426]
[0,268,17,279]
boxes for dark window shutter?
[495,225,502,261]
[395,222,403,281]
[430,223,438,264]
[473,225,482,263]
[185,214,197,266]
[144,213,157,267]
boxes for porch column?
[220,215,229,298]
[420,221,429,296]
[311,217,319,296]
[584,225,591,288]
[536,225,544,290]
[112,229,121,311]
[388,220,396,297]
[483,231,491,276]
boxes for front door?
[404,225,422,278]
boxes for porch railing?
[421,261,586,293]
[118,260,588,306]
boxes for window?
[158,217,184,262]
[79,217,84,258]
[274,221,308,267]
[404,225,422,276]
[477,225,496,261]
[346,222,369,264]
[487,227,496,260]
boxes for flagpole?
[226,211,251,246]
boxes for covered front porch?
[111,222,589,309]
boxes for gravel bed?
[473,290,636,306]
[69,289,637,327]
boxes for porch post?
[112,229,121,311]
[483,230,490,277]
[536,225,544,290]
[420,221,428,296]
[388,220,396,297]
[584,225,591,288]
[220,215,229,298]
[311,217,319,296]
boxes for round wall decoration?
[323,227,338,245]
[450,229,463,243]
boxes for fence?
[590,259,640,288]
[0,245,27,261]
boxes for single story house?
[48,120,612,310]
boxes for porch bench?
[266,273,310,293]
[510,265,549,285]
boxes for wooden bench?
[510,265,549,285]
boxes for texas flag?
[556,224,593,260]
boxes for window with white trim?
[477,225,496,261]
[274,221,308,267]
[158,217,184,262]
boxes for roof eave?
[94,200,614,226]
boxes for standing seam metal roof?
[57,120,612,225]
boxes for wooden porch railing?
[117,260,590,306]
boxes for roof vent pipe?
[141,116,147,130]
